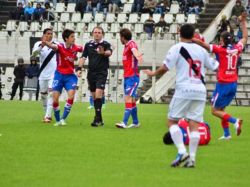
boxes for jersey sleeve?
[210,44,221,54]
[57,43,63,53]
[76,45,83,53]
[81,43,88,59]
[129,41,137,52]
[204,50,219,71]
[105,42,113,53]
[163,45,179,70]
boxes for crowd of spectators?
[10,1,54,21]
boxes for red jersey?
[122,40,139,78]
[56,43,83,74]
[178,119,211,145]
[210,42,243,83]
[194,33,205,42]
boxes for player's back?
[211,43,243,83]
[164,42,218,101]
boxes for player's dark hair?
[180,24,195,39]
[92,26,105,36]
[119,28,132,41]
[163,131,173,145]
[62,29,75,42]
[43,28,53,35]
[220,31,233,47]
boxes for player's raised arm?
[143,64,168,77]
[239,11,248,46]
[192,37,210,51]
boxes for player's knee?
[40,92,47,100]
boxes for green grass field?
[0,101,249,187]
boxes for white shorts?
[39,79,53,93]
[168,97,205,122]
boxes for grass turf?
[0,101,249,187]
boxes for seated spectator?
[142,0,157,14]
[43,2,55,21]
[100,0,111,15]
[24,2,35,21]
[232,0,245,17]
[131,0,144,13]
[154,0,170,14]
[86,0,93,12]
[188,2,200,15]
[108,0,121,13]
[33,2,45,21]
[155,15,167,38]
[17,0,28,8]
[144,14,155,39]
[9,2,24,20]
[75,0,87,19]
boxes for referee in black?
[77,26,112,127]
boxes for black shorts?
[87,71,108,92]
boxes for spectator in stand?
[144,14,155,40]
[86,0,93,12]
[216,15,233,42]
[100,0,111,15]
[10,57,26,101]
[154,0,170,14]
[43,2,55,21]
[131,0,144,13]
[109,0,121,13]
[33,2,45,21]
[24,2,35,21]
[9,2,24,20]
[17,0,28,8]
[25,56,39,101]
[232,0,245,17]
[155,15,168,38]
[188,2,201,15]
[142,0,157,14]
[75,0,87,19]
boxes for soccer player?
[32,28,57,123]
[115,28,143,129]
[144,24,218,168]
[163,119,211,146]
[192,12,248,140]
[42,29,83,126]
[78,26,112,127]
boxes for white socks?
[189,131,200,162]
[169,125,187,154]
[45,92,53,118]
[41,93,47,112]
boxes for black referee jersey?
[82,40,112,72]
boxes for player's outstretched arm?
[143,65,168,77]
[239,11,248,46]
[192,38,210,51]
[41,36,58,51]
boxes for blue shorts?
[124,76,139,98]
[52,71,78,93]
[211,82,237,109]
